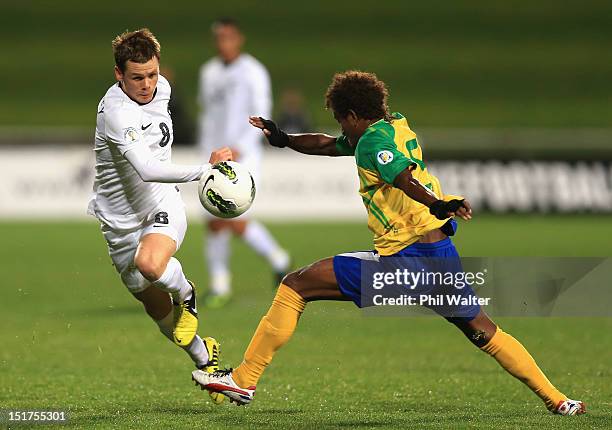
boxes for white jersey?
[197,53,271,161]
[89,75,180,230]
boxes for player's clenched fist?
[430,199,473,221]
[209,147,234,164]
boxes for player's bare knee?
[231,220,248,236]
[134,255,167,282]
[281,270,300,288]
[281,270,308,298]
[208,219,229,233]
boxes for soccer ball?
[198,161,256,218]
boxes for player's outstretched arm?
[124,145,232,183]
[249,116,342,156]
[393,169,472,220]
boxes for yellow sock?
[232,284,306,388]
[481,327,566,411]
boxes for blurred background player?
[89,28,231,378]
[197,18,290,308]
[276,87,312,134]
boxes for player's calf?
[451,310,585,415]
[450,310,497,347]
[153,310,223,405]
[479,326,579,412]
[133,285,173,321]
[138,281,198,351]
[171,280,198,346]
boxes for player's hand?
[429,199,473,221]
[229,147,241,161]
[249,116,289,148]
[209,147,233,164]
[453,199,472,220]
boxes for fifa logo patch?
[377,150,394,165]
[123,127,140,143]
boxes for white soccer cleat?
[191,368,256,406]
[553,399,586,415]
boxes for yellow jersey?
[335,112,460,255]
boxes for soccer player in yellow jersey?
[192,71,585,415]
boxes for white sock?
[206,229,231,295]
[242,221,289,271]
[152,257,192,303]
[155,311,209,367]
[183,335,210,368]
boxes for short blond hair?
[112,28,160,72]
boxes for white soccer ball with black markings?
[198,161,256,218]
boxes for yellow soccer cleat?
[201,337,220,371]
[209,390,225,405]
[199,337,225,404]
[173,281,198,346]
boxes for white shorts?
[101,191,187,294]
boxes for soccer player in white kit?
[197,18,290,308]
[88,29,229,377]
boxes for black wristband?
[429,200,447,220]
[429,199,465,220]
[260,117,290,148]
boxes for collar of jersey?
[368,118,385,128]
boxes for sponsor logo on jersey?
[124,127,140,143]
[141,123,152,131]
[377,150,394,165]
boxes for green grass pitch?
[2,216,611,429]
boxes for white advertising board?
[1,146,611,220]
